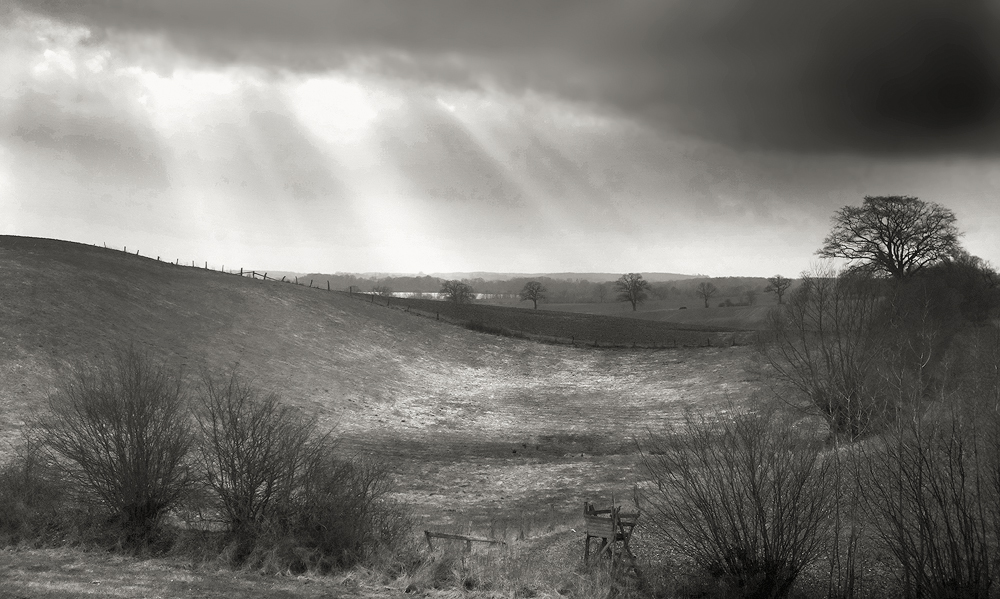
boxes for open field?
[354,293,757,347]
[0,236,761,597]
[542,300,775,331]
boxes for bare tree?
[764,274,793,304]
[440,280,475,304]
[642,405,835,599]
[36,346,195,541]
[518,281,547,309]
[195,373,323,543]
[614,273,651,311]
[743,287,759,306]
[695,281,718,308]
[819,195,962,279]
[595,282,610,303]
[372,285,392,297]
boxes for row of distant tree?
[425,273,795,310]
[357,274,794,308]
[346,195,976,313]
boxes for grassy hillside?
[0,236,757,528]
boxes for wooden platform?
[582,501,639,567]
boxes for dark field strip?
[342,292,757,347]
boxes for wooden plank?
[424,531,505,545]
[584,516,616,539]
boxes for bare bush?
[863,395,1000,598]
[289,452,412,571]
[756,270,896,437]
[757,260,996,440]
[194,373,322,548]
[0,436,70,543]
[34,347,195,543]
[195,372,411,570]
[641,405,835,599]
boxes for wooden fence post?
[327,281,330,291]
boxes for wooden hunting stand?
[582,501,639,569]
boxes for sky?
[2,0,999,277]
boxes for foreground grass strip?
[0,548,374,599]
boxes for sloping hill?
[0,236,756,525]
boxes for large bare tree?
[615,273,651,311]
[518,281,547,309]
[696,282,718,308]
[440,280,475,303]
[818,196,962,279]
[764,275,792,304]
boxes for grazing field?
[350,293,757,347]
[543,300,775,331]
[0,236,760,597]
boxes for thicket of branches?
[196,373,410,570]
[755,255,999,439]
[0,349,410,571]
[642,406,836,599]
[32,347,196,544]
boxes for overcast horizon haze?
[3,1,1000,277]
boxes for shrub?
[0,437,70,544]
[863,404,1000,598]
[755,269,900,438]
[195,372,411,570]
[194,373,322,553]
[641,404,835,599]
[33,346,195,544]
[289,452,412,571]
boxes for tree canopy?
[695,282,718,308]
[818,196,962,279]
[440,280,475,304]
[518,281,547,309]
[614,273,652,311]
[764,275,792,304]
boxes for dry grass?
[0,546,377,598]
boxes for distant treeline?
[309,273,785,305]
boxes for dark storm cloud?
[15,0,1000,154]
